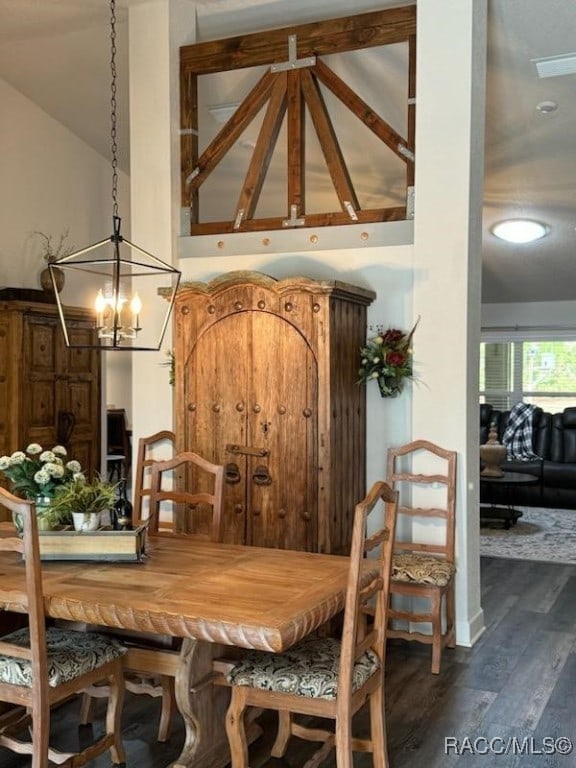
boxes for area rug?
[480,507,576,565]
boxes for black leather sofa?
[480,403,576,510]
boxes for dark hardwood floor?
[2,556,576,767]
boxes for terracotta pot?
[40,265,65,294]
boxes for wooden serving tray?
[37,524,147,562]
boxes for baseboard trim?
[455,607,485,647]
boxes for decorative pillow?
[226,636,380,700]
[0,627,126,688]
[392,553,455,587]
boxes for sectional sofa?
[480,403,576,510]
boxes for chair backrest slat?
[394,541,446,555]
[398,505,448,518]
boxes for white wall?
[0,75,133,443]
[0,76,129,290]
[482,301,576,330]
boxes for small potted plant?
[35,229,74,294]
[50,476,118,531]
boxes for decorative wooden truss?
[180,5,416,235]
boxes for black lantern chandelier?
[49,0,181,351]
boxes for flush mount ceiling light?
[49,0,181,351]
[491,219,550,244]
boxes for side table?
[479,471,539,529]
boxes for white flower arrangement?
[0,444,84,500]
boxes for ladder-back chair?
[222,480,398,768]
[0,487,126,768]
[386,439,457,674]
[83,449,225,743]
[132,430,176,526]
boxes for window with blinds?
[480,338,576,412]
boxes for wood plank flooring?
[2,556,576,767]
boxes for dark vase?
[40,265,65,294]
[377,376,401,398]
[114,478,133,531]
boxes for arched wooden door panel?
[184,310,317,550]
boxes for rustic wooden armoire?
[173,272,375,554]
[0,297,101,482]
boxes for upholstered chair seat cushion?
[392,552,455,587]
[226,636,380,700]
[0,627,127,688]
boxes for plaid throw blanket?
[502,402,540,460]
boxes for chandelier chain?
[110,0,119,218]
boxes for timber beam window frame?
[180,5,416,236]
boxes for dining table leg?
[170,637,233,768]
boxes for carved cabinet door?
[22,312,100,478]
[184,310,317,550]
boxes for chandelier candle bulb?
[130,292,142,330]
[95,289,106,328]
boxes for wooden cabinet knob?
[212,403,221,413]
[278,508,287,519]
[303,408,312,418]
[236,402,245,412]
[253,404,261,413]
[234,504,244,515]
[277,405,286,415]
[187,403,196,412]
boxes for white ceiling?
[0,0,575,304]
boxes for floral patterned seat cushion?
[226,636,380,700]
[0,627,127,688]
[392,553,455,587]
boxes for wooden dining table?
[0,531,375,768]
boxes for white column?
[128,0,196,465]
[413,0,487,645]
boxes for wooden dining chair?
[82,449,225,743]
[0,486,127,768]
[132,430,176,526]
[220,480,398,768]
[386,439,457,674]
